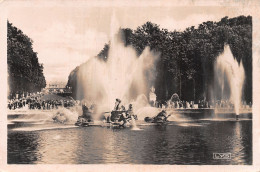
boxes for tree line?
[8,21,46,97]
[68,15,252,103]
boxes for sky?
[5,1,252,85]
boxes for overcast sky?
[6,1,252,84]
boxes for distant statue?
[170,93,179,102]
[149,86,157,107]
[151,86,155,93]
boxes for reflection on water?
[8,114,252,164]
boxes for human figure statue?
[149,86,157,107]
[114,98,121,111]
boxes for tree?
[8,21,46,96]
[67,15,252,103]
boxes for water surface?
[8,114,252,165]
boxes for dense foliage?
[68,15,252,103]
[8,21,46,96]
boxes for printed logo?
[213,153,231,159]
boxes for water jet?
[215,45,245,120]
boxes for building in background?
[42,82,72,95]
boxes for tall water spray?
[215,45,245,115]
[76,13,159,113]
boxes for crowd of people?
[152,99,252,109]
[8,92,252,112]
[153,100,207,109]
[7,93,77,110]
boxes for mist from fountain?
[215,45,245,115]
[76,12,159,114]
